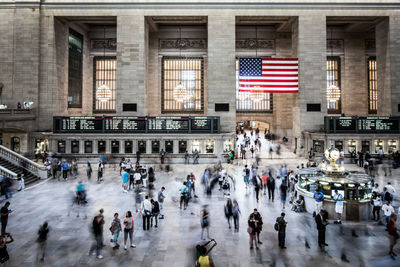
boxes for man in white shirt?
[141,195,152,231]
[134,171,142,189]
[372,183,381,194]
[333,190,344,224]
[382,201,395,226]
[386,182,396,195]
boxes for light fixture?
[173,25,188,103]
[96,26,112,103]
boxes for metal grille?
[93,56,116,113]
[235,59,273,113]
[68,29,83,108]
[367,57,377,114]
[161,57,204,113]
[327,56,341,114]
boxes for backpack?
[274,221,280,231]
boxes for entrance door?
[11,137,20,153]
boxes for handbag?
[247,227,253,234]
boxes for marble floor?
[3,157,400,267]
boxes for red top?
[387,219,397,236]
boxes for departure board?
[325,116,400,133]
[335,117,357,132]
[53,116,219,134]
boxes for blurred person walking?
[248,214,259,249]
[151,199,160,228]
[36,222,49,262]
[158,187,166,219]
[201,205,210,240]
[232,200,241,231]
[267,176,275,201]
[89,213,104,259]
[224,199,233,229]
[0,233,13,266]
[1,202,12,236]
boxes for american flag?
[238,57,299,93]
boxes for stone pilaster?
[207,15,236,133]
[292,15,327,152]
[389,16,400,116]
[116,16,147,115]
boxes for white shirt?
[141,199,152,211]
[382,204,395,216]
[373,198,382,207]
[372,187,381,194]
[333,193,344,207]
[134,173,141,181]
[386,185,396,195]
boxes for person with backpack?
[110,213,122,249]
[123,211,136,250]
[275,213,287,249]
[36,222,49,262]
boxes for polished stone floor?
[3,157,400,267]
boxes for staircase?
[0,145,46,186]
[0,157,41,185]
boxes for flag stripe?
[239,89,299,93]
[239,84,298,88]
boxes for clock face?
[330,150,340,161]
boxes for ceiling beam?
[276,17,296,32]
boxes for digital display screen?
[53,116,219,134]
[325,116,400,134]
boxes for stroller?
[195,239,217,265]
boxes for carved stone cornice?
[90,38,117,50]
[236,39,275,50]
[159,38,207,50]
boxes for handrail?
[0,165,18,179]
[0,145,46,179]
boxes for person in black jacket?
[251,209,263,244]
[315,210,328,249]
[267,176,275,202]
[89,214,104,259]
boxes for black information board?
[325,116,400,134]
[53,116,219,134]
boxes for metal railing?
[0,145,46,179]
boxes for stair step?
[0,157,40,186]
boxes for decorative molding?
[90,38,117,50]
[365,39,376,52]
[236,39,275,50]
[327,39,344,52]
[159,38,207,50]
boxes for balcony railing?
[0,145,46,179]
[0,108,36,120]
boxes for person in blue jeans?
[61,161,69,180]
[110,213,121,249]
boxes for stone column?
[207,15,236,133]
[389,16,400,116]
[376,19,391,116]
[343,33,368,115]
[116,16,147,115]
[292,15,327,154]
